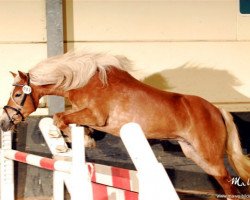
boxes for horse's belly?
[92,111,188,140]
[90,95,191,139]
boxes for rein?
[3,73,36,124]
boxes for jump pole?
[0,130,14,200]
[39,118,93,200]
[38,118,93,200]
[120,122,180,200]
[0,120,93,200]
[39,119,139,199]
[1,120,179,200]
[71,124,93,200]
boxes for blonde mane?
[28,51,132,90]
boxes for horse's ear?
[10,71,17,78]
[18,71,28,80]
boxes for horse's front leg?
[55,108,106,128]
[53,111,71,134]
[53,108,104,147]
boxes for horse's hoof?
[56,145,69,153]
[48,129,61,138]
[84,136,96,148]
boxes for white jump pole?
[70,125,93,200]
[39,118,93,200]
[120,123,180,200]
[39,117,71,200]
[39,117,71,156]
[0,130,14,200]
[53,171,65,200]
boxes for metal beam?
[46,0,65,115]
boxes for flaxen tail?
[220,108,250,184]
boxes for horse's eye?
[15,93,22,98]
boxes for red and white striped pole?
[0,118,93,200]
[1,148,72,200]
[3,150,71,172]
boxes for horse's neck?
[36,84,69,99]
[106,67,135,82]
[35,67,132,99]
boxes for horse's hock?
[12,114,250,199]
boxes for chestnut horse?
[0,51,249,199]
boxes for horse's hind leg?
[178,140,238,199]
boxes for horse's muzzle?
[0,119,14,132]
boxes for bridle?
[3,73,36,124]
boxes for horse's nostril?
[0,120,8,132]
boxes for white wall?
[1,0,250,112]
[64,0,250,111]
[0,0,47,114]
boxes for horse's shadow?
[143,63,250,102]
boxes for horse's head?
[0,71,39,131]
